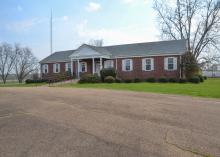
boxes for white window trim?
[42,64,48,74]
[65,62,71,72]
[104,60,114,68]
[164,57,177,71]
[142,58,154,71]
[122,59,133,72]
[53,63,60,73]
[79,62,87,73]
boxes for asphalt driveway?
[0,87,220,157]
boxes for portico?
[69,44,111,78]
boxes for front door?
[95,62,101,74]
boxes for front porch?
[69,44,113,78]
[71,57,109,78]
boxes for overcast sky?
[0,0,160,60]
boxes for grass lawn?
[60,78,220,99]
[0,82,46,87]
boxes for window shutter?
[142,59,145,71]
[151,58,154,70]
[65,63,68,71]
[58,64,60,73]
[53,64,55,73]
[130,59,133,71]
[46,64,48,73]
[122,60,125,71]
[173,57,177,70]
[85,62,87,72]
[164,58,168,70]
[79,63,82,72]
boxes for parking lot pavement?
[0,87,220,157]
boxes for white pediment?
[70,45,103,58]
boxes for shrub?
[146,77,156,83]
[100,68,117,82]
[115,78,122,83]
[178,78,187,83]
[169,78,177,83]
[78,74,100,83]
[188,76,200,84]
[158,77,168,83]
[124,79,133,83]
[182,51,200,79]
[196,75,204,82]
[133,78,142,83]
[203,76,207,80]
[104,76,115,83]
[25,79,47,84]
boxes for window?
[80,62,87,72]
[42,64,48,74]
[65,63,71,72]
[122,59,133,71]
[53,63,60,73]
[164,57,177,71]
[104,60,114,68]
[142,58,154,71]
[168,58,174,70]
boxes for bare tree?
[14,45,39,83]
[88,39,103,47]
[0,43,16,84]
[153,0,220,61]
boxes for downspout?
[71,58,73,78]
[179,55,182,78]
[115,57,118,70]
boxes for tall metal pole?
[50,9,53,54]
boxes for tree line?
[0,42,38,84]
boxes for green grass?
[0,82,46,87]
[59,78,220,99]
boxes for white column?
[77,59,80,79]
[100,57,103,70]
[92,58,95,74]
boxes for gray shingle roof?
[40,39,186,63]
[40,50,75,63]
[104,39,187,57]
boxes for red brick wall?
[41,62,71,80]
[115,55,181,80]
[41,55,181,80]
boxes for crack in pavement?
[164,130,213,157]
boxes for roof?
[39,50,75,63]
[40,39,187,63]
[85,44,112,56]
[103,39,187,57]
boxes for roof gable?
[70,44,110,58]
